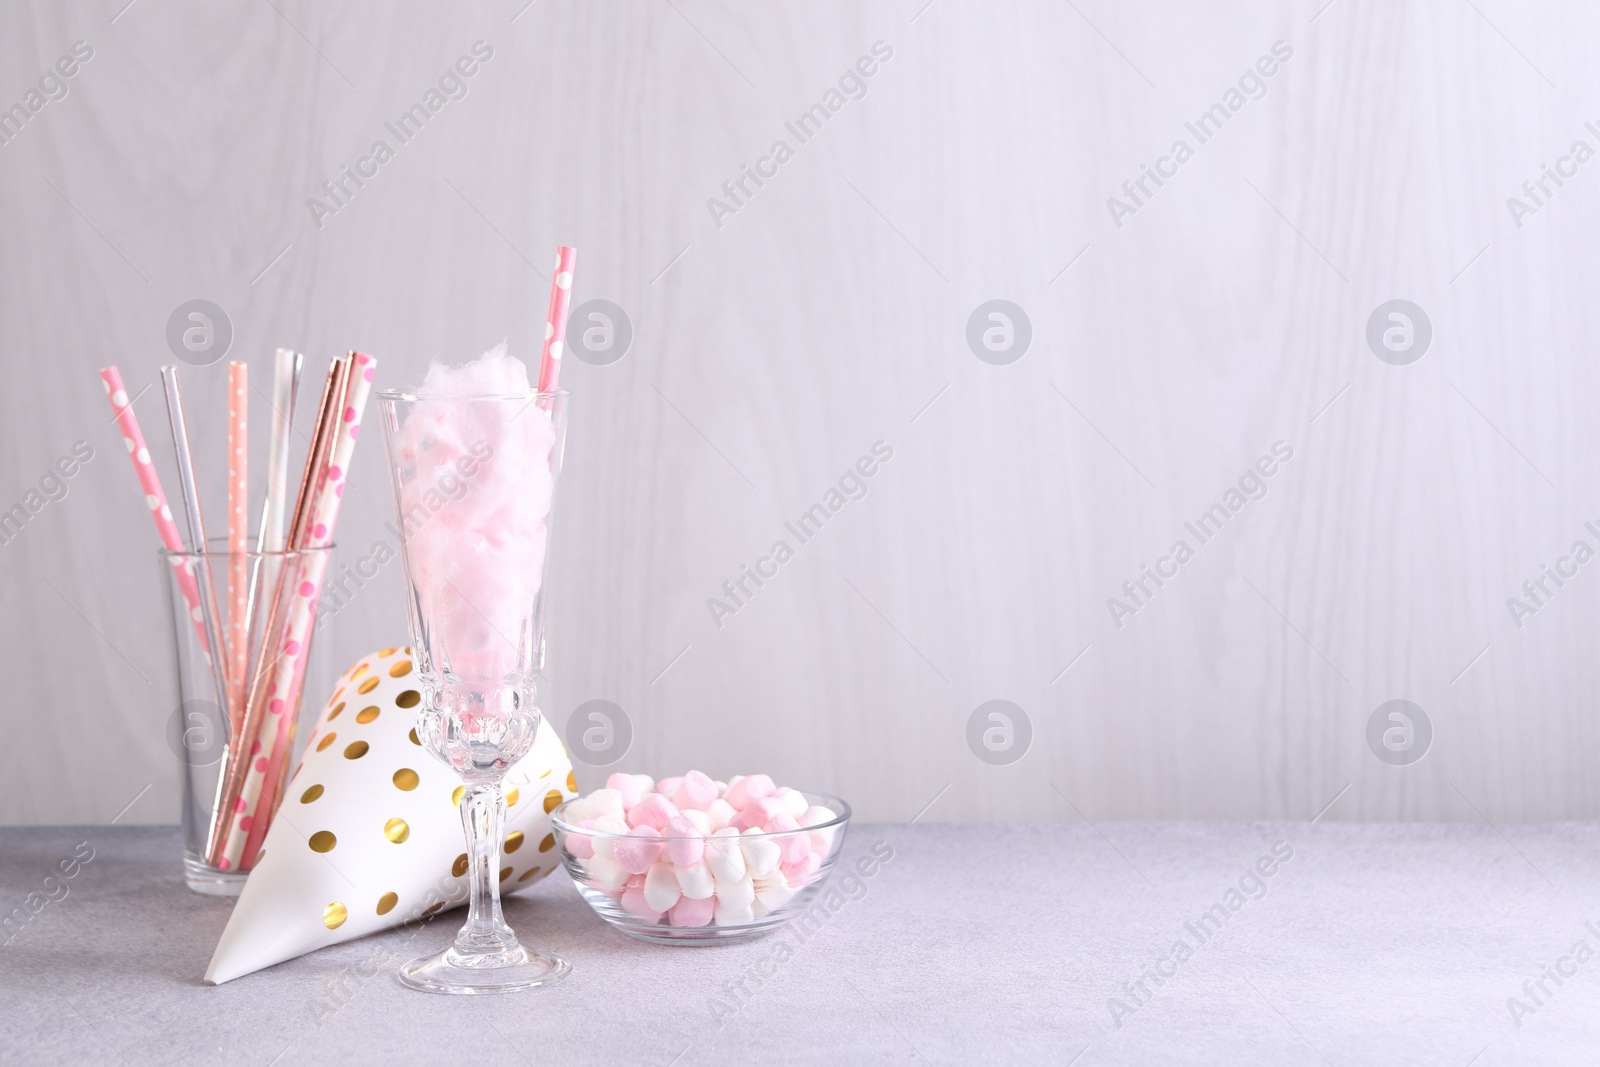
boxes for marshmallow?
[802,805,838,854]
[643,861,681,913]
[707,798,736,831]
[668,894,715,928]
[754,875,795,912]
[722,775,744,799]
[681,809,713,836]
[780,850,822,885]
[590,815,629,859]
[564,818,597,859]
[706,828,747,883]
[674,770,718,811]
[586,853,628,891]
[725,774,774,810]
[674,860,715,900]
[612,826,665,874]
[800,805,837,828]
[662,816,705,867]
[620,878,663,921]
[770,787,809,820]
[586,788,626,823]
[627,793,678,830]
[714,873,754,909]
[739,830,781,878]
[656,776,684,801]
[606,773,653,812]
[766,814,811,865]
[714,900,755,926]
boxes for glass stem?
[456,782,517,954]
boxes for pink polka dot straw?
[537,245,578,394]
[98,366,211,659]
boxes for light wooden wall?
[2,0,1596,824]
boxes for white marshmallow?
[707,828,747,882]
[707,799,736,832]
[714,900,755,926]
[739,829,782,878]
[586,853,628,890]
[802,805,838,853]
[589,814,629,859]
[682,809,712,836]
[714,873,754,909]
[643,861,681,913]
[674,860,715,899]
[754,875,796,912]
[770,787,809,819]
[587,788,626,822]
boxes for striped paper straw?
[228,352,377,869]
[227,361,248,720]
[98,367,210,657]
[536,245,577,394]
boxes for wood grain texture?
[1,0,1596,824]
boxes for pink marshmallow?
[606,772,652,811]
[668,894,715,928]
[780,849,822,885]
[613,826,665,874]
[767,815,812,865]
[627,793,678,830]
[663,816,705,867]
[674,770,718,811]
[565,818,597,859]
[656,776,684,801]
[725,773,775,810]
[748,797,787,826]
[620,881,663,921]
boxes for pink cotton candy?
[612,826,664,874]
[392,342,557,681]
[668,894,715,928]
[628,793,678,830]
[663,816,705,866]
[725,773,775,810]
[674,770,717,811]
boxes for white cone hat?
[206,647,577,984]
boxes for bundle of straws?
[99,350,378,872]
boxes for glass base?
[398,942,571,995]
[183,853,247,896]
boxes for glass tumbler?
[164,540,332,895]
[378,388,571,994]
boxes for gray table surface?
[2,822,1598,1065]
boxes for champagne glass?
[378,388,571,994]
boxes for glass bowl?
[551,789,851,945]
